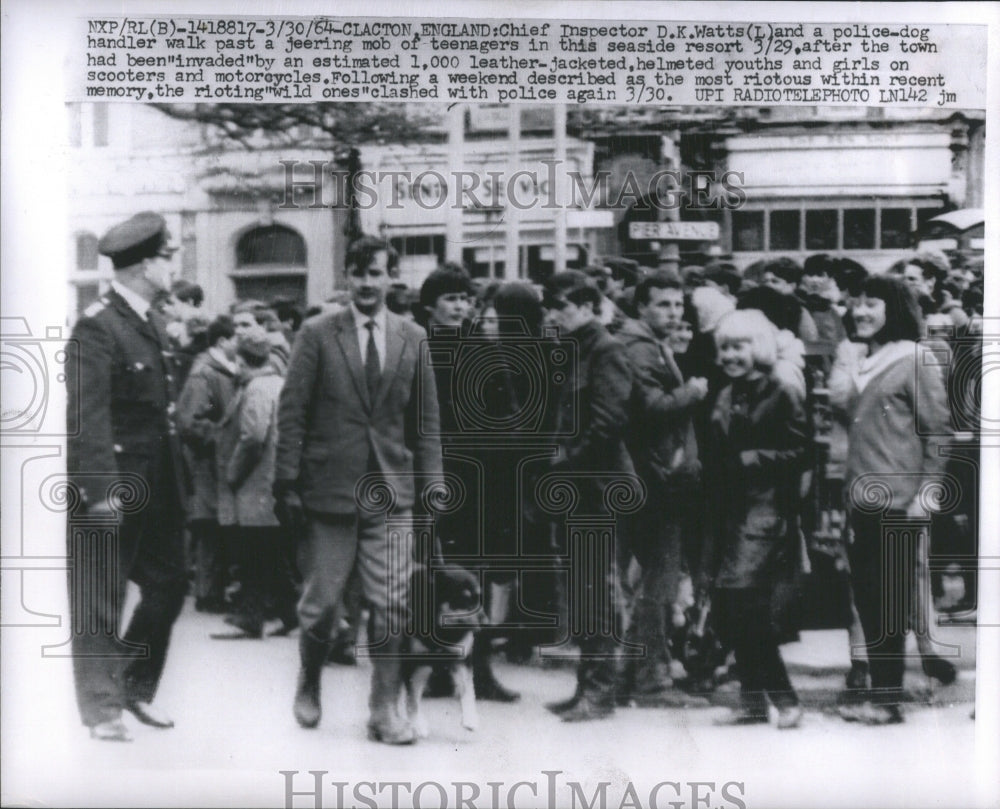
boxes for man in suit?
[65,211,188,742]
[274,236,442,744]
[617,270,709,705]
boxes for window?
[232,276,306,307]
[92,104,109,147]
[389,234,445,263]
[236,225,306,266]
[843,209,875,250]
[76,233,99,270]
[880,209,912,249]
[769,210,800,250]
[68,103,82,147]
[805,210,838,250]
[75,283,102,319]
[732,211,764,252]
[917,206,945,229]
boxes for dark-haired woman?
[834,275,951,724]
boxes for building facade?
[67,103,984,323]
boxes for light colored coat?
[217,367,283,527]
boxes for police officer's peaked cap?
[98,212,172,269]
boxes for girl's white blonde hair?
[714,309,779,370]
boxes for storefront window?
[805,210,838,250]
[843,209,875,250]
[769,210,800,250]
[733,210,764,252]
[880,208,913,249]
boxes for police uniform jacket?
[66,288,186,512]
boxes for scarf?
[852,340,915,394]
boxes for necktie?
[364,320,380,400]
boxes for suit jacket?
[275,306,442,515]
[66,288,186,512]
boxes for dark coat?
[551,319,635,512]
[617,318,701,495]
[704,374,809,590]
[66,288,186,511]
[217,366,283,527]
[176,349,239,521]
[275,307,442,515]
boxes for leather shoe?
[327,644,358,666]
[474,674,520,703]
[845,660,870,691]
[631,688,710,708]
[294,669,322,729]
[267,622,296,638]
[367,717,416,745]
[545,690,581,715]
[195,597,227,614]
[838,701,904,725]
[559,697,615,723]
[125,701,174,729]
[922,655,957,685]
[211,629,263,640]
[89,718,132,742]
[776,705,803,729]
[714,706,769,726]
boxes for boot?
[472,634,520,703]
[921,654,957,685]
[845,659,870,691]
[366,633,415,745]
[715,690,768,726]
[625,598,674,705]
[293,633,327,729]
[559,695,615,723]
[545,684,582,715]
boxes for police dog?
[400,565,486,738]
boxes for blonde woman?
[701,309,810,729]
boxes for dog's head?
[437,579,487,633]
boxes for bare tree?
[151,102,442,237]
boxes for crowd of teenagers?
[158,244,982,730]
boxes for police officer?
[66,212,188,742]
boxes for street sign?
[628,221,720,241]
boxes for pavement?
[1,597,993,809]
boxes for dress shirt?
[110,279,152,320]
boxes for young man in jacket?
[617,270,710,706]
[541,270,636,722]
[177,315,240,614]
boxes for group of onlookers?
[159,243,982,728]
